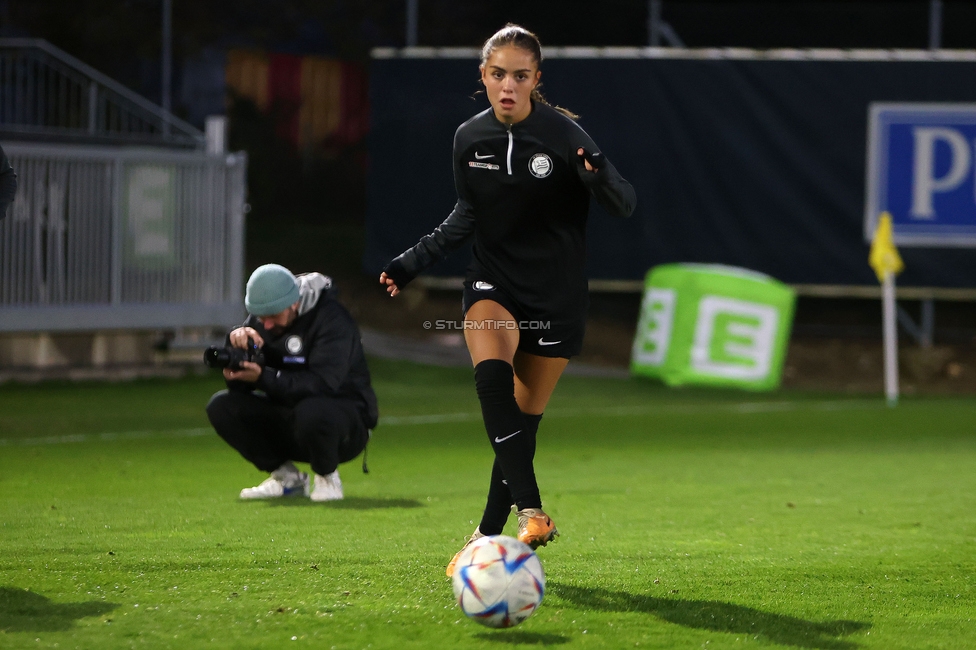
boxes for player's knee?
[475,359,515,402]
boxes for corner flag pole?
[881,269,898,406]
[868,213,904,407]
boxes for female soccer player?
[380,24,636,576]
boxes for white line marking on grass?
[0,400,888,445]
[380,412,481,425]
[380,399,885,426]
[0,428,212,447]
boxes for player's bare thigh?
[513,351,568,415]
[464,299,520,365]
[464,300,568,414]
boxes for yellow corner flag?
[869,212,904,283]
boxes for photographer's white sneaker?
[310,470,343,502]
[239,470,309,499]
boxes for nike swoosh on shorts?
[475,152,495,159]
[538,338,562,346]
[494,430,521,443]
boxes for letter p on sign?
[866,103,976,247]
[910,127,972,219]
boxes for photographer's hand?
[229,326,265,349]
[222,361,262,384]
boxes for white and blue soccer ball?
[451,535,545,628]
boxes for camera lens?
[204,346,231,368]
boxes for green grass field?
[1,358,974,649]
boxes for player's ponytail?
[481,24,579,121]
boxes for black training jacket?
[390,101,636,323]
[0,144,17,220]
[225,273,379,429]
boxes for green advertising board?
[123,165,177,269]
[630,264,796,391]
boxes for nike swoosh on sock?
[494,430,521,443]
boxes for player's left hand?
[577,148,603,173]
[222,360,262,383]
[379,271,400,297]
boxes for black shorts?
[461,279,585,358]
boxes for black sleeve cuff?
[255,366,276,391]
[577,149,605,171]
[382,257,417,290]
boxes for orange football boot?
[516,508,558,549]
[446,528,485,577]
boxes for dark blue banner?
[365,55,976,287]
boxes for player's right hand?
[379,272,400,297]
[228,326,265,349]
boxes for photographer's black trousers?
[206,390,369,477]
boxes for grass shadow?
[548,582,870,650]
[474,631,570,645]
[0,587,119,633]
[266,497,425,509]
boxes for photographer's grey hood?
[296,272,333,316]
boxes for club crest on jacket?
[529,153,552,178]
[286,335,303,354]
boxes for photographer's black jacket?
[0,145,17,220]
[388,101,636,325]
[226,273,378,429]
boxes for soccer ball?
[451,535,545,628]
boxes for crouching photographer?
[205,264,378,502]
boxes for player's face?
[480,45,541,124]
[259,303,298,335]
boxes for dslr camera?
[204,339,265,370]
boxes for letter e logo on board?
[631,288,676,367]
[691,296,778,381]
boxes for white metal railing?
[0,38,204,148]
[371,46,976,61]
[0,143,247,332]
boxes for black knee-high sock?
[479,412,544,535]
[474,359,542,511]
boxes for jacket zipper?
[506,126,513,176]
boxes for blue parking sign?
[865,103,976,247]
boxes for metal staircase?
[0,38,203,149]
